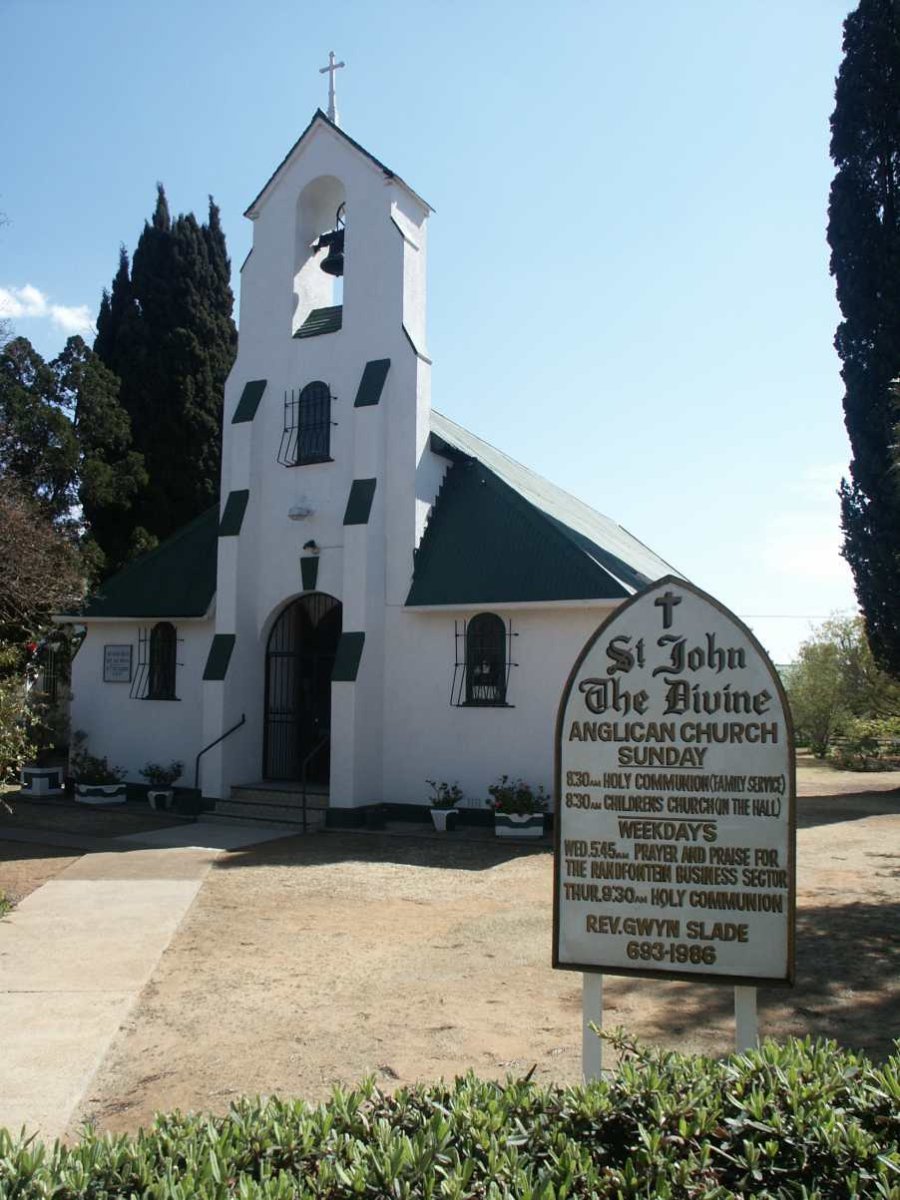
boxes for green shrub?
[0,646,43,785]
[829,715,900,770]
[488,775,549,815]
[1,1036,897,1197]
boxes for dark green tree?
[828,0,900,677]
[94,185,236,549]
[52,336,148,574]
[0,336,79,521]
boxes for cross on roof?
[319,50,346,126]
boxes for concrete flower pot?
[147,789,174,812]
[74,782,127,805]
[430,808,458,832]
[494,812,544,839]
[20,766,65,796]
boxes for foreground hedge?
[2,1037,898,1199]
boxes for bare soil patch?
[73,760,899,1136]
[0,841,79,906]
[0,794,191,906]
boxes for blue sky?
[2,0,857,662]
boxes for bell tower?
[202,101,435,808]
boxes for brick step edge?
[215,801,327,827]
[229,789,329,809]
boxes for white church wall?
[381,604,619,808]
[70,620,212,782]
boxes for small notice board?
[103,644,133,683]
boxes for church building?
[63,98,679,823]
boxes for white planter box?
[430,808,458,832]
[20,766,64,796]
[74,782,127,806]
[495,813,545,839]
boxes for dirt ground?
[57,758,899,1136]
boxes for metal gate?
[263,593,342,781]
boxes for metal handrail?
[300,733,330,834]
[194,713,246,790]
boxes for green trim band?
[232,381,266,424]
[300,556,319,591]
[218,490,249,537]
[332,631,365,682]
[343,478,377,525]
[354,358,391,407]
[203,633,236,681]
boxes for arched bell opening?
[263,593,342,782]
[292,175,346,333]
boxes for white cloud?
[0,283,94,336]
[49,303,94,335]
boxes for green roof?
[294,305,343,339]
[80,507,218,619]
[406,412,681,607]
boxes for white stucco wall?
[69,619,213,782]
[379,603,620,809]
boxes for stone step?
[230,786,329,809]
[214,799,327,829]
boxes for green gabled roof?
[80,506,218,619]
[406,412,682,607]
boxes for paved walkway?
[0,821,296,1141]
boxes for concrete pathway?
[0,822,297,1142]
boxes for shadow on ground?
[213,827,552,874]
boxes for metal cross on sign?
[319,50,346,126]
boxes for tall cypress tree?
[94,184,236,552]
[828,0,900,678]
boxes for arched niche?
[292,174,346,333]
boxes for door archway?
[263,593,342,782]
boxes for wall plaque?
[103,644,133,683]
[554,576,795,986]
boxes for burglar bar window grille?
[277,380,335,466]
[131,624,183,700]
[451,614,517,707]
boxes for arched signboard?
[554,576,795,986]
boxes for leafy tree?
[828,0,900,678]
[94,185,236,550]
[0,476,83,649]
[0,336,79,521]
[785,615,900,755]
[52,336,148,574]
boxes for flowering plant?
[140,760,184,788]
[487,775,548,815]
[426,779,463,809]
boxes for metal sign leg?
[582,972,603,1081]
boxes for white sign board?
[554,576,795,986]
[103,644,133,683]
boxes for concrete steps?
[214,783,329,830]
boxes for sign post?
[554,577,794,1071]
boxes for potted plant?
[427,779,463,831]
[140,760,184,811]
[488,775,548,839]
[70,732,127,805]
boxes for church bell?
[315,203,345,277]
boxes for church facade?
[64,111,679,819]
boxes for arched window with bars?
[278,381,333,465]
[465,613,508,706]
[148,622,178,700]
